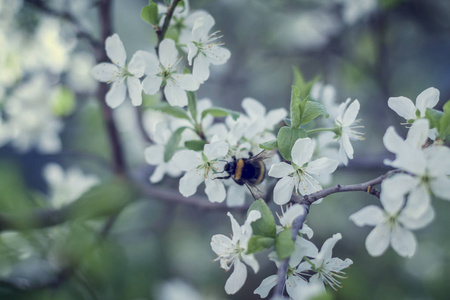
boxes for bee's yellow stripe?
[255,161,265,184]
[235,159,244,180]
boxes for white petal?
[341,133,354,159]
[126,76,142,106]
[226,185,246,207]
[290,238,318,267]
[150,164,166,183]
[204,141,229,160]
[291,138,315,167]
[192,54,210,83]
[254,275,278,298]
[127,52,146,78]
[316,233,341,262]
[179,169,204,197]
[144,145,164,165]
[279,204,305,228]
[205,178,226,203]
[399,205,435,230]
[349,205,384,227]
[305,157,339,175]
[380,174,419,214]
[159,39,178,69]
[224,259,247,295]
[365,223,390,257]
[211,234,233,256]
[424,146,450,177]
[242,98,266,120]
[172,150,201,171]
[207,46,231,66]
[383,126,405,154]
[241,254,259,274]
[105,33,126,67]
[91,63,119,82]
[142,74,163,95]
[268,162,295,178]
[164,84,188,107]
[391,226,416,258]
[406,119,429,149]
[391,148,426,176]
[43,163,64,187]
[402,184,431,219]
[187,42,198,65]
[416,87,439,117]
[192,15,215,41]
[298,173,322,196]
[273,176,295,205]
[227,212,242,242]
[430,175,450,200]
[388,96,416,120]
[265,108,288,129]
[342,99,360,126]
[135,50,159,75]
[173,74,200,91]
[105,79,126,108]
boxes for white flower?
[211,211,261,295]
[141,39,199,107]
[383,120,450,217]
[295,233,352,290]
[144,122,182,183]
[157,278,202,300]
[269,138,339,205]
[186,14,231,83]
[172,139,229,202]
[92,34,145,108]
[349,193,435,258]
[4,75,63,153]
[43,163,100,208]
[334,99,364,165]
[388,87,440,122]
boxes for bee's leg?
[214,174,232,180]
[248,151,253,158]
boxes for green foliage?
[149,102,191,121]
[201,107,240,121]
[247,235,275,254]
[275,229,295,259]
[184,139,206,151]
[141,1,159,26]
[51,86,75,117]
[439,100,450,141]
[292,66,318,102]
[259,139,277,150]
[290,86,302,128]
[425,108,443,130]
[277,126,307,161]
[164,126,187,162]
[187,91,198,122]
[247,199,276,239]
[301,100,329,125]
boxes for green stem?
[307,127,336,135]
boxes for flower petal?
[179,169,204,197]
[91,63,119,82]
[127,52,146,78]
[142,74,163,95]
[268,162,295,178]
[388,96,416,120]
[416,87,439,117]
[135,50,159,75]
[265,108,288,129]
[159,39,178,69]
[144,145,164,165]
[192,54,210,83]
[273,176,295,205]
[149,164,166,183]
[399,205,435,230]
[204,141,229,160]
[187,42,198,65]
[207,45,231,66]
[226,185,246,207]
[316,233,341,263]
[173,74,200,91]
[172,150,201,171]
[306,157,339,175]
[126,76,142,106]
[164,84,188,107]
[349,205,384,227]
[391,225,416,258]
[105,33,126,67]
[211,234,233,256]
[342,99,360,126]
[205,178,226,203]
[383,126,405,154]
[224,259,247,295]
[430,175,450,201]
[406,119,429,149]
[242,98,266,120]
[365,223,390,257]
[380,174,419,214]
[105,78,126,108]
[402,184,431,219]
[291,138,315,167]
[254,275,278,298]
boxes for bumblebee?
[215,149,276,200]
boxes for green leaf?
[187,92,197,122]
[284,118,292,126]
[301,101,329,125]
[51,86,75,117]
[164,127,188,162]
[246,236,275,254]
[201,107,240,121]
[439,100,450,140]
[141,2,158,25]
[277,126,308,161]
[247,199,276,238]
[149,103,191,121]
[425,108,443,130]
[292,66,319,101]
[259,139,277,150]
[275,229,295,260]
[290,86,301,128]
[184,140,206,151]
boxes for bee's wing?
[245,183,266,200]
[250,149,278,162]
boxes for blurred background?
[0,0,449,299]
